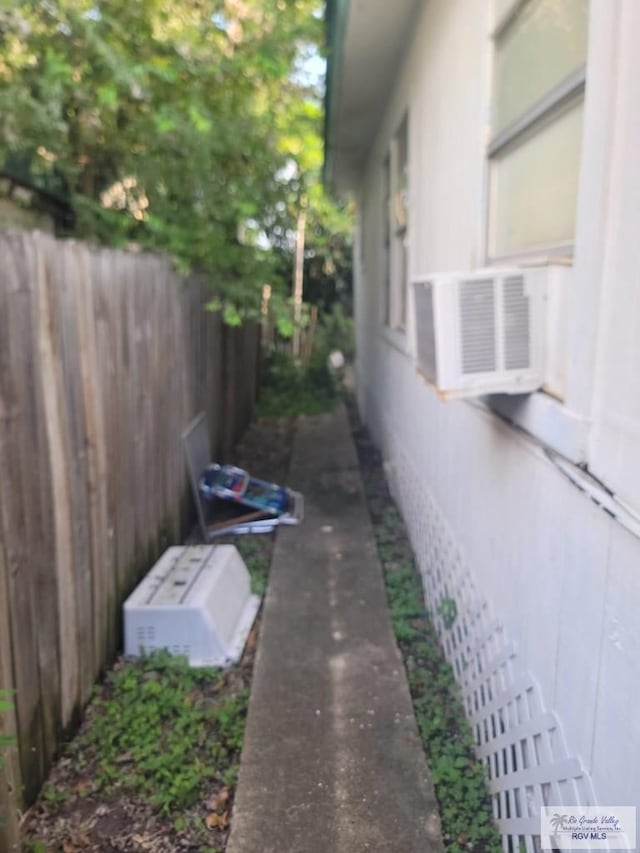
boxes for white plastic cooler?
[124,544,259,667]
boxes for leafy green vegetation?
[257,350,338,418]
[49,652,247,816]
[0,1,352,321]
[437,596,458,631]
[351,409,501,853]
[235,535,271,597]
[0,689,16,829]
[257,302,353,417]
[27,650,241,852]
[0,689,14,757]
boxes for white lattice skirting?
[370,402,597,853]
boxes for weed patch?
[78,652,246,814]
[0,689,16,831]
[258,303,353,418]
[257,351,338,418]
[235,535,271,597]
[349,401,501,853]
[24,652,248,851]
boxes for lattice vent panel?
[371,403,597,853]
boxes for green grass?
[0,689,15,757]
[0,689,16,831]
[53,651,248,817]
[235,535,272,597]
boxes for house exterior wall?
[584,2,640,510]
[353,0,640,846]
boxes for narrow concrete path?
[227,406,443,853]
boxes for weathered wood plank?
[74,242,112,682]
[0,234,45,802]
[0,237,24,853]
[22,234,61,766]
[0,533,21,851]
[34,234,79,729]
[91,252,119,657]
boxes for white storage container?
[124,544,260,667]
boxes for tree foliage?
[0,0,352,314]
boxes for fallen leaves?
[205,787,231,831]
[215,787,230,810]
[205,810,229,830]
[131,833,156,850]
[74,778,95,795]
[61,834,91,852]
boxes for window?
[383,114,409,330]
[488,0,589,259]
[382,154,391,326]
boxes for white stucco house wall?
[325,1,640,850]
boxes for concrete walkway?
[227,406,443,853]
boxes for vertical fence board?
[0,230,260,848]
[0,536,21,852]
[74,243,112,681]
[1,235,45,802]
[0,600,20,852]
[0,239,23,852]
[35,235,79,732]
[25,235,61,767]
[93,248,128,646]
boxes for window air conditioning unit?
[124,544,260,667]
[412,268,547,399]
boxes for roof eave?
[323,0,420,197]
[323,0,350,195]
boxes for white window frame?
[478,0,597,465]
[382,113,409,334]
[381,154,391,327]
[486,0,587,263]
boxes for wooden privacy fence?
[0,230,260,848]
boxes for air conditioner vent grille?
[459,279,496,374]
[410,267,547,398]
[503,275,530,369]
[414,281,437,382]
